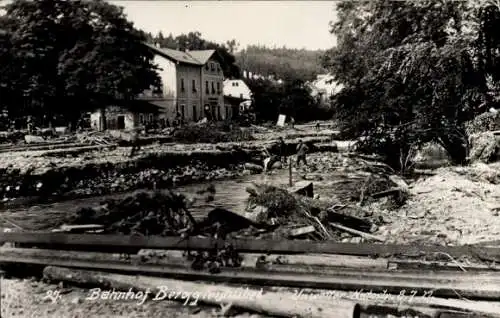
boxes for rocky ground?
[376,163,500,245]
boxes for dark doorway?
[193,105,197,121]
[117,116,125,129]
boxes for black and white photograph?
[0,0,500,317]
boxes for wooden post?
[0,269,3,318]
[288,157,293,187]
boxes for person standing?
[129,126,142,157]
[296,139,309,167]
[278,136,287,163]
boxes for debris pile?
[172,123,254,143]
[296,153,408,206]
[468,132,500,163]
[64,190,197,236]
[466,111,500,135]
[242,183,386,242]
[75,131,116,145]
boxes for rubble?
[172,123,254,143]
[63,190,196,236]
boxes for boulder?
[469,132,500,163]
[271,161,283,169]
[24,135,45,144]
[244,162,264,173]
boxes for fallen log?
[0,247,390,276]
[3,248,500,300]
[3,233,500,262]
[329,223,385,242]
[43,266,361,318]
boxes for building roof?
[144,42,218,66]
[188,50,217,64]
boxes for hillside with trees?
[236,45,327,81]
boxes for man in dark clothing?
[129,127,142,157]
[296,139,309,167]
[278,136,287,163]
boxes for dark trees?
[0,0,160,121]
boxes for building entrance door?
[117,116,125,129]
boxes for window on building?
[181,105,185,120]
[193,105,197,121]
[149,114,153,122]
[232,82,236,87]
[205,81,209,94]
[192,79,196,93]
[211,82,215,94]
[217,82,221,94]
[211,63,215,71]
[181,78,185,92]
[205,64,209,71]
[217,105,221,120]
[235,82,239,87]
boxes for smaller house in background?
[307,74,343,105]
[223,79,253,118]
[90,100,162,131]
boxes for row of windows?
[180,79,221,95]
[139,114,154,123]
[205,62,221,73]
[175,104,230,121]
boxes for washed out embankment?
[0,136,333,206]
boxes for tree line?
[237,45,327,82]
[324,0,500,170]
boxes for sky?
[110,1,338,51]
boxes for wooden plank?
[2,248,500,300]
[43,266,361,318]
[329,223,385,242]
[288,226,316,237]
[2,232,499,261]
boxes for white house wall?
[223,79,252,100]
[154,55,177,99]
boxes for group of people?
[262,137,309,172]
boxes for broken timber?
[329,223,385,242]
[2,232,500,261]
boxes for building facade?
[140,43,228,124]
[307,74,344,105]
